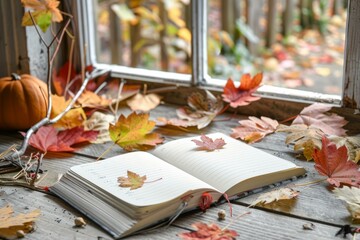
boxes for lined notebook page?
[152,133,300,193]
[69,151,216,207]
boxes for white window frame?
[76,0,360,109]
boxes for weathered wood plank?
[175,203,344,240]
[0,186,186,240]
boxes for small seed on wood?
[217,210,226,220]
[74,217,86,227]
[16,230,25,238]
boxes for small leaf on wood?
[126,93,162,112]
[178,222,238,240]
[250,188,300,206]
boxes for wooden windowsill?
[0,103,357,239]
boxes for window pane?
[94,0,192,74]
[207,0,347,95]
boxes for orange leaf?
[109,112,164,151]
[51,95,87,129]
[178,222,238,240]
[313,136,360,187]
[126,93,162,112]
[222,73,262,108]
[118,170,147,190]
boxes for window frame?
[76,0,360,110]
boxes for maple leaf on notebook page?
[178,222,238,240]
[25,126,98,153]
[192,135,226,151]
[231,116,278,144]
[109,112,164,151]
[222,73,262,108]
[118,171,147,190]
[292,103,348,136]
[313,136,360,187]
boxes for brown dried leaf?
[330,135,360,163]
[83,112,115,144]
[251,188,300,206]
[0,205,40,239]
[333,186,360,221]
[126,93,162,112]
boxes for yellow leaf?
[51,95,86,129]
[0,205,40,239]
[333,186,360,221]
[118,170,147,190]
[177,28,191,43]
[109,112,164,151]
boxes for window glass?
[207,0,347,95]
[94,0,192,74]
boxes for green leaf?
[36,12,52,32]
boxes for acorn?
[74,217,86,227]
[217,210,226,220]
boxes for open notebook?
[50,133,306,239]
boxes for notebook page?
[152,133,300,193]
[69,151,216,207]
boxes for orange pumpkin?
[0,73,48,130]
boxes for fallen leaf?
[277,124,324,160]
[231,116,278,143]
[118,170,146,190]
[178,222,238,240]
[198,192,214,212]
[250,188,299,206]
[333,186,360,221]
[25,125,98,153]
[77,90,112,109]
[21,0,63,32]
[51,95,87,129]
[192,135,226,151]
[109,112,164,151]
[315,67,331,77]
[175,90,223,129]
[83,112,115,144]
[222,73,262,108]
[330,136,360,163]
[0,205,40,239]
[313,136,360,187]
[126,93,162,112]
[292,103,348,136]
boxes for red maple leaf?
[222,73,262,108]
[192,135,226,151]
[25,126,98,153]
[178,222,238,240]
[313,136,360,187]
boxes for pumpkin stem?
[11,73,21,80]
